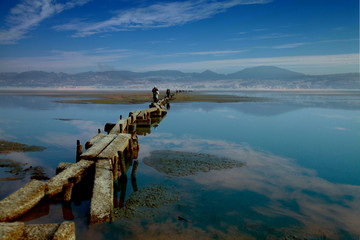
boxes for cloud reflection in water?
[37,120,103,148]
[140,133,360,237]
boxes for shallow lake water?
[0,90,359,239]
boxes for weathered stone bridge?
[0,95,171,240]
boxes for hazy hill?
[228,66,306,80]
[196,70,225,80]
[0,66,359,89]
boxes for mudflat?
[0,90,266,104]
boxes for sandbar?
[0,90,266,104]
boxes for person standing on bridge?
[166,88,171,98]
[152,85,159,102]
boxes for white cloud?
[271,39,359,49]
[0,50,358,74]
[139,53,359,74]
[187,50,245,55]
[255,33,299,39]
[318,114,349,119]
[54,0,272,37]
[94,48,129,54]
[333,127,347,131]
[226,115,237,119]
[0,48,131,72]
[272,42,308,49]
[0,0,92,44]
[164,50,247,57]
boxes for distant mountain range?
[0,66,359,89]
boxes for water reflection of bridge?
[0,95,172,239]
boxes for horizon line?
[1,65,359,76]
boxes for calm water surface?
[0,90,359,239]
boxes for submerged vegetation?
[0,139,46,154]
[0,159,49,181]
[115,152,243,220]
[143,150,245,177]
[114,184,178,219]
[0,140,48,181]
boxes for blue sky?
[0,0,358,74]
